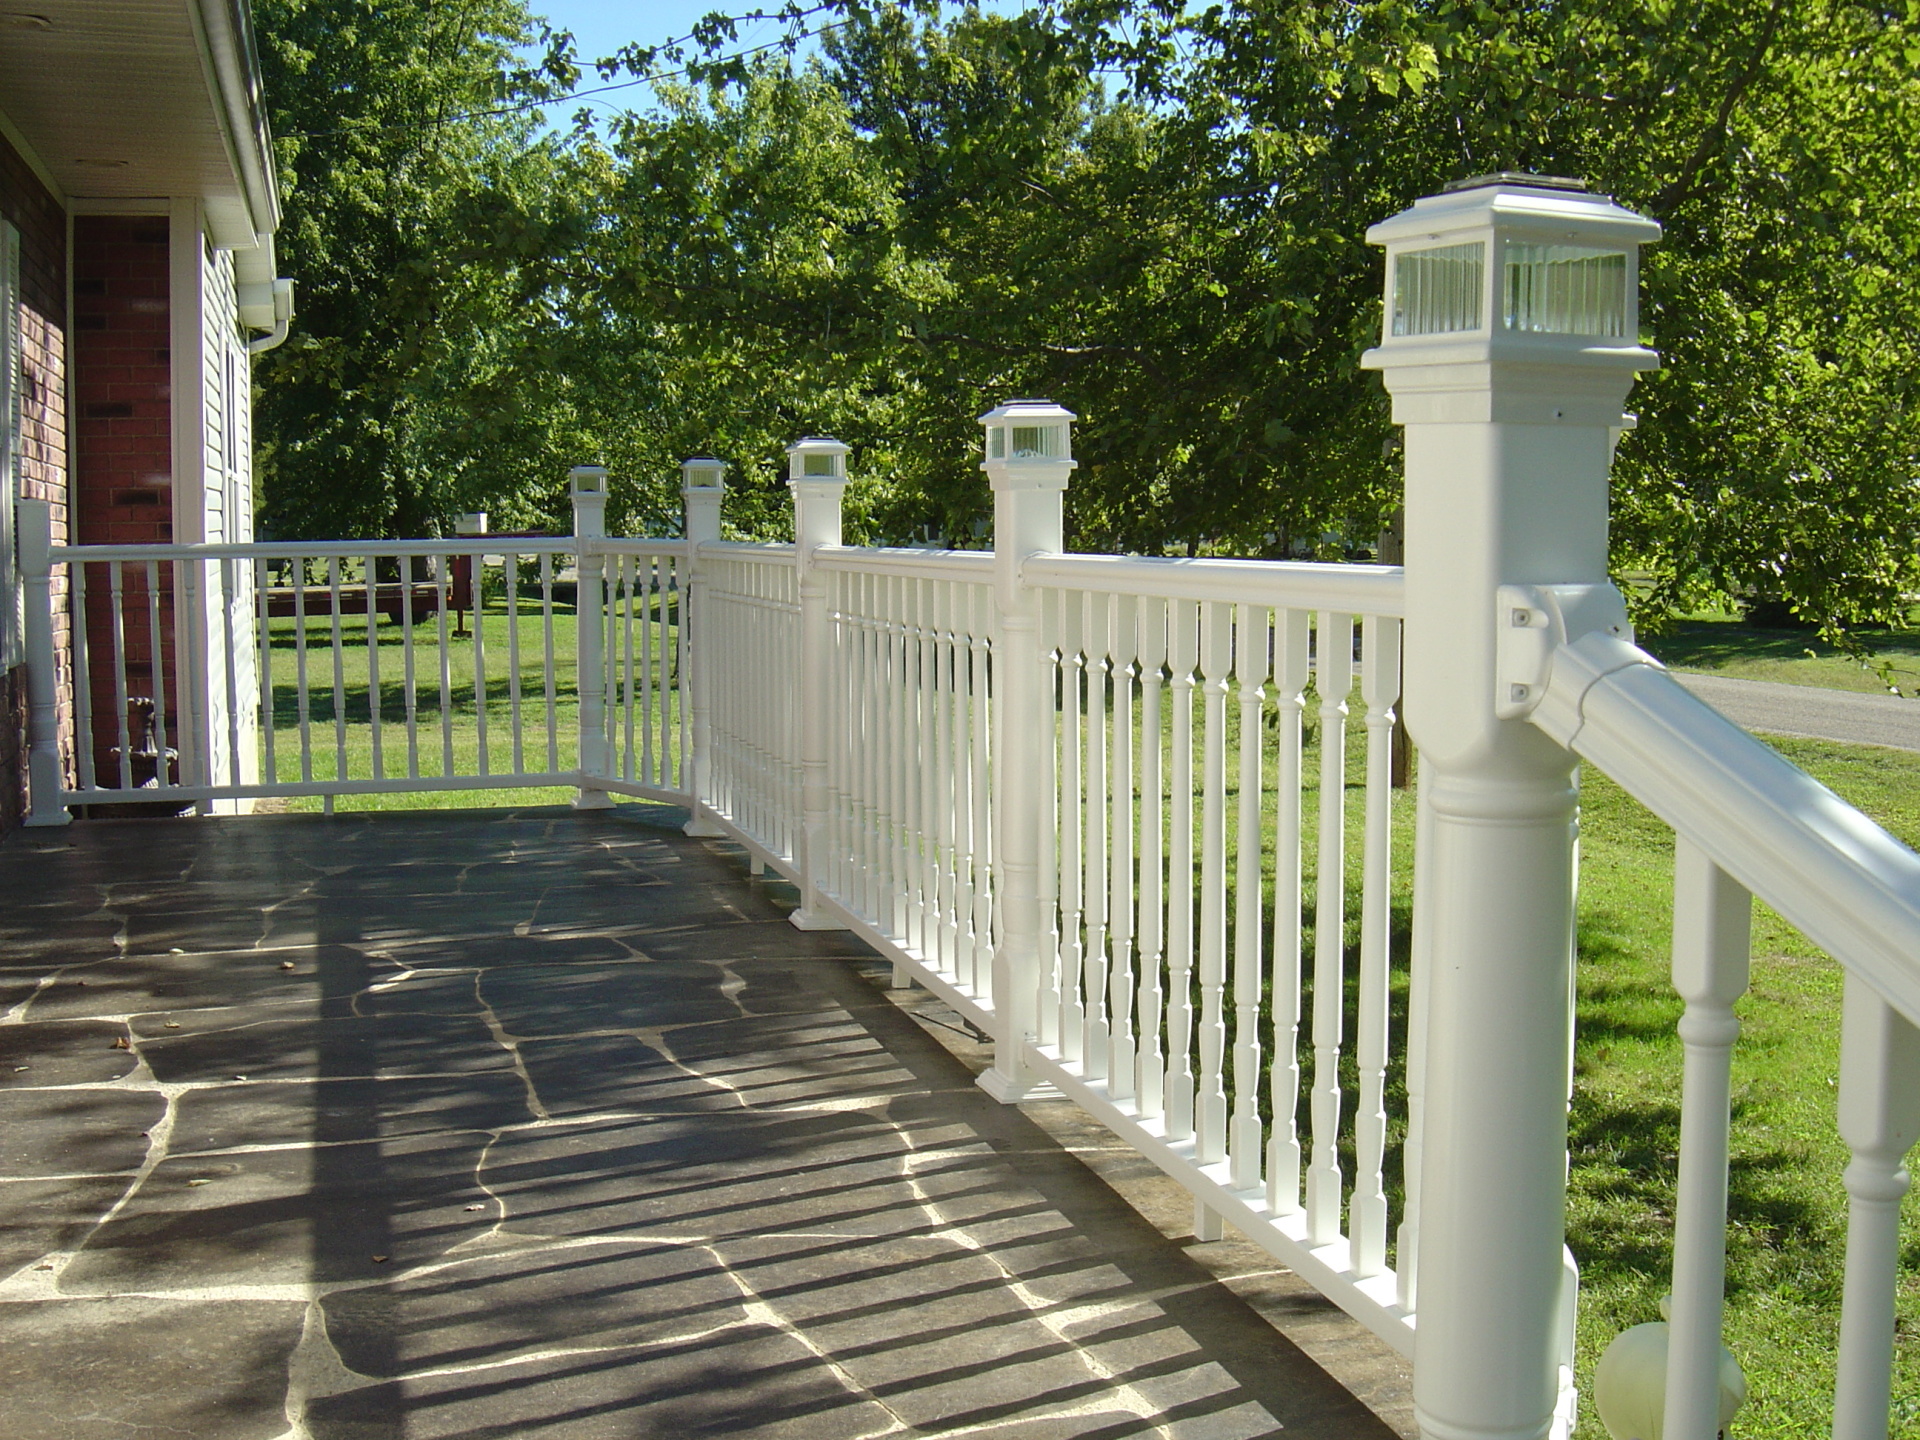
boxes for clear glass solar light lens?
[1503,244,1627,336]
[1391,242,1485,336]
[1010,425,1063,460]
[802,453,837,477]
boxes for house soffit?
[0,0,280,247]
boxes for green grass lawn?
[1571,734,1920,1434]
[264,589,683,812]
[1643,606,1920,696]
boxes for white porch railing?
[18,475,688,813]
[17,176,1920,1438]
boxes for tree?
[254,0,599,539]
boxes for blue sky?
[527,1,812,73]
[520,2,1033,124]
[518,2,840,127]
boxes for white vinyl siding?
[0,220,20,670]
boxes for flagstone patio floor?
[0,804,1412,1439]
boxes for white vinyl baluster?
[824,574,844,902]
[1195,600,1232,1167]
[400,555,420,779]
[222,559,243,787]
[69,563,96,792]
[866,575,885,923]
[505,555,525,775]
[917,579,940,963]
[1108,594,1139,1100]
[109,563,133,788]
[1352,614,1401,1277]
[1083,593,1112,1080]
[473,549,492,775]
[1231,603,1269,1189]
[1165,597,1199,1140]
[920,579,942,960]
[1661,837,1751,1439]
[434,557,454,774]
[1833,971,1920,1438]
[538,553,557,772]
[1268,607,1311,1215]
[968,584,994,1000]
[621,557,637,783]
[1058,591,1086,1062]
[141,567,168,779]
[254,559,274,788]
[291,563,312,783]
[638,559,656,785]
[328,557,347,783]
[1307,611,1354,1244]
[883,575,902,929]
[671,557,686,788]
[934,581,959,977]
[365,557,384,781]
[1135,597,1168,1117]
[1034,587,1058,1036]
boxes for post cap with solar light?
[1361,173,1662,427]
[979,400,1076,492]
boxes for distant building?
[0,0,292,831]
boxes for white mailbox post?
[978,400,1076,1102]
[786,437,851,931]
[1360,175,1661,1440]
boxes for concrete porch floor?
[0,805,1412,1439]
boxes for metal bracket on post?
[1495,582,1636,729]
[19,500,70,827]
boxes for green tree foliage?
[254,0,597,539]
[255,0,1920,651]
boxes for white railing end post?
[680,458,727,836]
[570,466,615,810]
[18,499,69,826]
[1360,176,1660,1435]
[785,438,850,929]
[977,400,1076,1103]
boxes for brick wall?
[1,130,69,835]
[74,214,179,781]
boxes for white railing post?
[19,499,68,826]
[681,461,727,837]
[784,439,850,930]
[570,466,614,810]
[978,400,1075,1103]
[1361,176,1661,1438]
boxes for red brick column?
[74,214,177,785]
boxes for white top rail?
[810,545,995,582]
[1021,553,1406,616]
[698,541,797,563]
[585,538,690,558]
[47,536,689,564]
[1559,639,1920,1029]
[48,536,583,563]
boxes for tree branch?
[916,329,1171,384]
[1653,0,1791,218]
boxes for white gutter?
[246,277,295,354]
[189,0,282,241]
